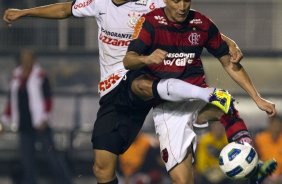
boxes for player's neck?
[112,0,129,5]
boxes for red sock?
[220,109,253,145]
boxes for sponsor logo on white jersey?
[98,69,127,96]
[99,27,132,46]
[73,0,94,9]
[101,28,132,39]
[164,53,195,66]
[135,0,148,6]
[188,33,200,45]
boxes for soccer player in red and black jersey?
[123,0,277,183]
[2,1,247,183]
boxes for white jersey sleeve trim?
[72,0,98,17]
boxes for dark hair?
[15,48,36,65]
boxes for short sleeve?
[72,0,98,17]
[205,19,229,58]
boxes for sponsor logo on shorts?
[161,148,168,163]
[73,0,94,9]
[163,52,195,66]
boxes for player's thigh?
[197,104,224,124]
[169,146,194,184]
[93,149,118,170]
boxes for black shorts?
[91,70,153,155]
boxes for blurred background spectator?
[118,132,168,184]
[195,122,228,184]
[255,115,282,184]
[195,122,248,184]
[0,49,72,184]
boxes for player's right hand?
[144,49,167,65]
[255,97,276,117]
[3,9,25,24]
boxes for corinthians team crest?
[127,12,142,29]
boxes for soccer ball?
[219,142,258,179]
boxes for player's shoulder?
[94,0,108,6]
[93,0,107,4]
[147,0,166,8]
[189,9,215,29]
[189,9,208,20]
[143,8,166,25]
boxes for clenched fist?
[3,9,25,24]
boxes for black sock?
[152,79,160,99]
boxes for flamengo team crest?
[188,33,200,45]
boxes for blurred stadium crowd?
[0,0,281,184]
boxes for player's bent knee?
[93,150,117,181]
[197,104,224,124]
[170,174,193,184]
[131,77,153,100]
[93,163,115,181]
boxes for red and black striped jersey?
[128,8,229,87]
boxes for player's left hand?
[255,97,276,117]
[229,44,243,63]
[3,8,25,24]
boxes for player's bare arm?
[219,55,276,117]
[3,2,72,24]
[123,49,168,70]
[221,33,243,63]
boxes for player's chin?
[175,17,186,23]
[175,13,189,22]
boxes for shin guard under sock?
[220,109,252,144]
